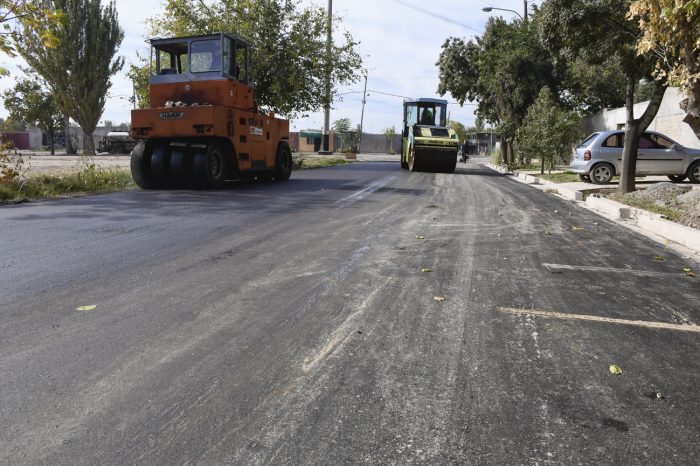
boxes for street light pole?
[320,0,333,154]
[481,6,523,21]
[357,74,368,154]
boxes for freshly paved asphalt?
[1,158,698,465]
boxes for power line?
[387,0,482,34]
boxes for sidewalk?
[485,163,700,262]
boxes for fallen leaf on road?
[433,296,446,302]
[497,233,502,237]
[654,256,666,261]
[544,230,552,236]
[554,210,558,213]
[421,268,432,273]
[76,305,97,312]
[609,364,623,375]
[572,226,584,231]
[416,235,425,240]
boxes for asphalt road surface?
[1,158,699,465]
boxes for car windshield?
[578,133,599,148]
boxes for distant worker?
[419,108,434,125]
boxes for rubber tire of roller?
[130,141,157,189]
[170,148,190,188]
[150,145,170,188]
[192,141,229,189]
[273,142,293,181]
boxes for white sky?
[0,0,533,134]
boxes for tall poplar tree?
[14,0,124,155]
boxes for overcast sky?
[0,0,533,134]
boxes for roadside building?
[582,87,700,149]
[1,127,43,150]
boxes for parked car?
[571,130,700,184]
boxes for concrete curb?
[585,195,632,219]
[483,163,700,256]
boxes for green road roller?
[400,98,459,173]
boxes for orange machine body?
[130,33,290,183]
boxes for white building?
[582,87,700,149]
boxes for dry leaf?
[654,256,666,261]
[421,268,432,273]
[572,226,584,231]
[433,296,446,302]
[416,235,425,240]
[609,364,623,375]
[76,305,97,312]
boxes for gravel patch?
[630,182,688,207]
[677,188,700,207]
[607,182,700,230]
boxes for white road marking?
[542,263,684,278]
[497,307,700,333]
[333,175,397,208]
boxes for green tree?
[629,0,700,134]
[438,14,556,166]
[144,0,362,118]
[383,125,397,153]
[0,116,26,131]
[14,0,124,155]
[448,120,468,143]
[516,87,581,174]
[540,0,667,193]
[127,53,150,109]
[333,117,352,150]
[2,74,63,154]
[0,1,62,75]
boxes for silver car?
[571,130,700,184]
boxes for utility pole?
[524,1,528,21]
[319,0,333,154]
[357,75,368,154]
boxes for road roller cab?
[400,98,459,173]
[130,33,292,189]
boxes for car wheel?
[578,174,591,183]
[590,163,614,184]
[687,161,700,184]
[667,174,686,183]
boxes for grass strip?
[299,157,351,169]
[0,168,135,203]
[537,171,580,183]
[608,193,683,222]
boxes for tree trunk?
[619,78,667,193]
[499,137,507,165]
[540,156,544,175]
[507,140,514,166]
[64,114,76,154]
[83,130,96,156]
[680,80,700,137]
[48,123,55,156]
